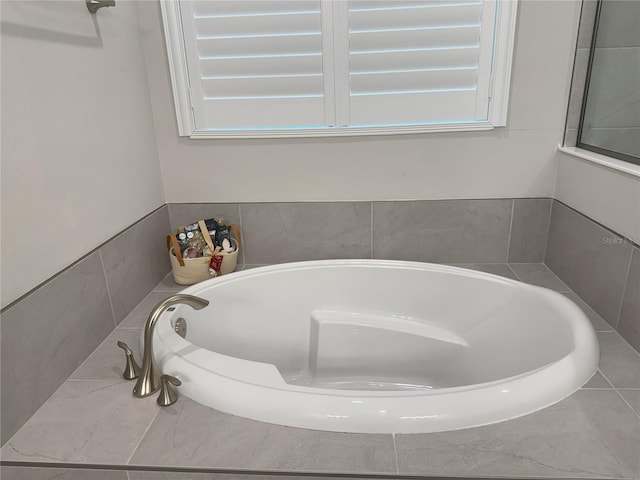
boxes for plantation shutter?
[167,0,513,135]
[345,0,497,126]
[179,1,326,130]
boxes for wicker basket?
[166,223,241,285]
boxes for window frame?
[575,0,640,166]
[161,0,518,139]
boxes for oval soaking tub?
[153,260,599,434]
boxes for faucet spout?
[133,294,209,398]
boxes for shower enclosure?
[577,0,640,165]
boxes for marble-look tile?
[238,264,269,271]
[0,252,114,444]
[71,327,142,381]
[562,292,614,332]
[117,291,177,329]
[153,273,186,293]
[168,203,240,233]
[241,203,371,264]
[546,201,632,327]
[101,207,172,324]
[0,466,127,480]
[597,332,640,388]
[448,263,519,280]
[509,263,571,291]
[618,390,640,417]
[1,380,159,464]
[508,198,552,263]
[396,390,640,479]
[618,248,640,352]
[582,371,613,389]
[130,397,396,474]
[373,200,512,263]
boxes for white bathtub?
[153,260,599,434]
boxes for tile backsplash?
[546,200,639,351]
[170,198,551,266]
[3,197,638,447]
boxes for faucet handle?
[157,374,182,407]
[117,341,141,380]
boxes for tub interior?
[176,263,575,391]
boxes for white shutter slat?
[350,47,479,73]
[192,1,318,18]
[349,0,479,10]
[196,33,321,58]
[202,98,325,129]
[199,54,322,77]
[351,68,477,94]
[349,26,481,52]
[193,12,321,37]
[201,75,323,98]
[350,3,482,30]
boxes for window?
[162,0,517,138]
[577,0,640,165]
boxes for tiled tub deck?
[2,264,639,480]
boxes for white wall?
[1,1,165,308]
[138,0,581,203]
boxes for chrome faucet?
[86,0,115,14]
[132,294,209,398]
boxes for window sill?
[185,122,496,139]
[558,146,640,178]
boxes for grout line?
[509,265,524,282]
[392,433,400,475]
[612,389,640,420]
[506,263,520,280]
[599,330,640,358]
[99,250,118,329]
[66,322,139,381]
[541,199,554,263]
[595,368,615,388]
[597,369,618,390]
[539,265,573,292]
[614,248,634,331]
[505,199,515,263]
[126,408,161,466]
[370,202,374,259]
[541,262,573,293]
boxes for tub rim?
[154,259,599,399]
